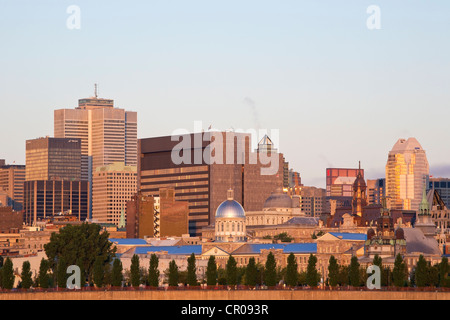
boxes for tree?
[226,256,238,287]
[168,260,179,287]
[285,253,298,287]
[44,223,116,283]
[273,233,293,243]
[21,261,33,290]
[2,258,15,290]
[439,257,450,288]
[415,255,428,288]
[306,254,319,288]
[206,256,217,286]
[348,256,360,287]
[265,253,277,287]
[130,254,141,287]
[93,256,105,288]
[38,258,50,289]
[328,256,339,287]
[392,254,407,287]
[111,259,123,287]
[56,257,68,289]
[148,254,160,287]
[187,253,198,286]
[245,257,258,287]
[337,266,349,286]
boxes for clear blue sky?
[1,1,449,187]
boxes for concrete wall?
[0,290,448,300]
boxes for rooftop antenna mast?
[94,83,98,98]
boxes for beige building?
[92,162,137,226]
[54,95,137,181]
[0,163,26,211]
[385,138,429,212]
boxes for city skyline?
[1,1,450,188]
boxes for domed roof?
[215,200,245,219]
[263,188,292,209]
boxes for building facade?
[326,167,363,209]
[92,162,137,227]
[385,138,429,212]
[138,132,284,236]
[0,163,26,211]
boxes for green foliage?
[206,256,217,286]
[245,257,258,287]
[56,257,68,289]
[168,260,179,287]
[148,254,160,287]
[111,259,123,287]
[21,261,33,290]
[348,256,360,287]
[439,257,450,288]
[263,235,272,240]
[265,253,277,287]
[38,258,50,289]
[2,258,15,290]
[328,256,339,287]
[392,254,407,287]
[306,254,319,288]
[130,254,141,287]
[187,253,198,286]
[285,253,298,287]
[273,232,293,243]
[226,256,238,286]
[44,223,116,283]
[415,255,428,288]
[337,266,349,286]
[93,256,105,288]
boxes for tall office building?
[92,162,137,226]
[24,137,88,224]
[298,186,326,217]
[326,167,363,208]
[367,178,386,205]
[138,132,284,236]
[0,161,26,211]
[385,138,429,212]
[54,92,137,217]
[25,138,82,181]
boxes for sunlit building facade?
[385,138,429,212]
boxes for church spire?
[419,184,430,216]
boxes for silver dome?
[215,200,246,218]
[263,188,292,209]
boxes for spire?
[419,184,430,216]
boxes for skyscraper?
[385,138,429,212]
[92,162,137,226]
[54,91,137,217]
[24,137,88,224]
[0,162,26,211]
[138,132,284,236]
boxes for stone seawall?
[0,290,448,300]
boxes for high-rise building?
[24,137,88,225]
[385,138,429,212]
[326,167,363,208]
[26,137,82,181]
[299,186,326,217]
[0,162,26,211]
[92,162,137,226]
[367,178,386,205]
[54,92,137,217]
[138,132,284,236]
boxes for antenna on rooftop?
[94,83,98,98]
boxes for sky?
[0,1,449,187]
